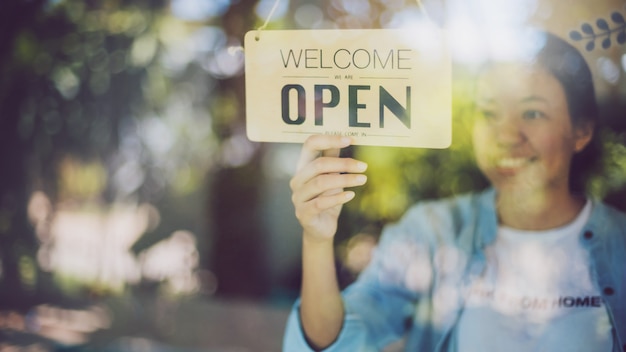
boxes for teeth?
[497,157,526,168]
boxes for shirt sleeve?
[283,204,433,351]
[282,298,376,351]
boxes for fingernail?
[356,175,367,184]
[357,162,368,172]
[345,191,355,200]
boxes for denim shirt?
[283,188,626,352]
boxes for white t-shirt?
[453,201,613,352]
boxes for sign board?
[244,29,451,148]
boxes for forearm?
[300,234,345,350]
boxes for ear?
[573,122,594,153]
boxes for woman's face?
[472,64,592,193]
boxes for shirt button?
[583,230,593,239]
[603,287,615,296]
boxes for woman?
[283,31,626,351]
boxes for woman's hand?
[290,135,368,242]
[291,135,368,349]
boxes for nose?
[493,117,526,147]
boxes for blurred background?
[1,0,625,351]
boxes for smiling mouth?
[495,157,529,169]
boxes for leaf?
[581,23,594,35]
[612,12,625,24]
[585,40,595,51]
[618,30,626,44]
[597,18,610,30]
[602,37,611,49]
[569,30,583,41]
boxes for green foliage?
[589,131,626,200]
[0,0,229,306]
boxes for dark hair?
[533,31,601,194]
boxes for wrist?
[302,232,335,247]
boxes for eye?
[522,110,545,120]
[478,109,497,120]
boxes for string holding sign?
[414,0,432,23]
[254,0,283,41]
[253,0,434,42]
[228,0,283,54]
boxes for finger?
[291,157,368,190]
[300,191,356,217]
[294,173,367,204]
[297,135,352,171]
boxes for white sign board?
[244,29,451,148]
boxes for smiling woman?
[282,30,626,352]
[473,63,594,229]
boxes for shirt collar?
[475,187,498,250]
